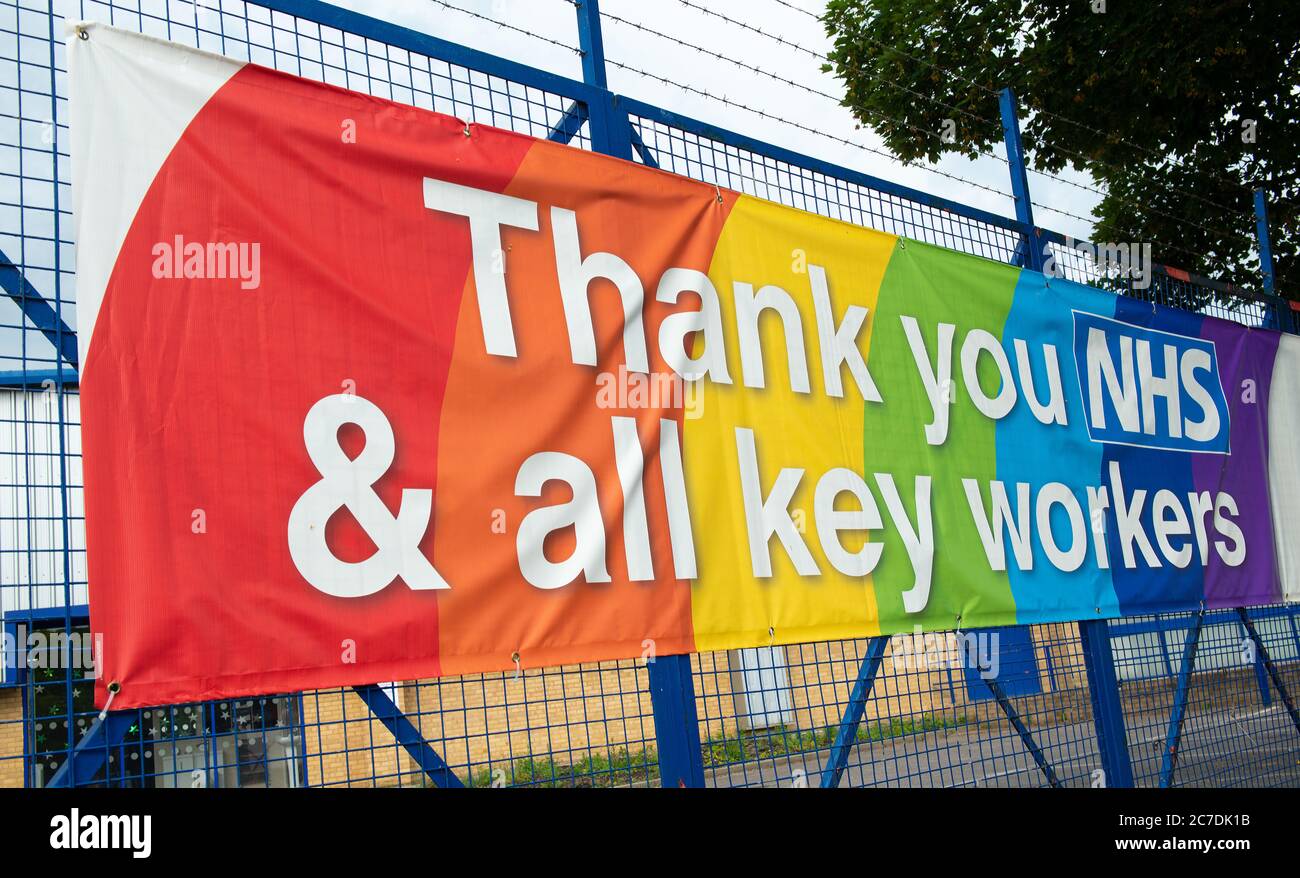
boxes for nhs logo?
[1072,312,1230,454]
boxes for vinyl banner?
[71,25,1300,708]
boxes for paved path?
[703,703,1299,788]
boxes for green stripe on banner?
[865,240,1020,633]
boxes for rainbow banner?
[71,25,1300,708]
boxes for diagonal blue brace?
[548,100,588,144]
[984,676,1060,787]
[629,124,659,168]
[46,710,136,788]
[353,684,465,788]
[0,247,79,369]
[819,636,888,788]
[1237,608,1300,734]
[1159,608,1204,788]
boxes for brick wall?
[299,688,406,787]
[0,688,23,788]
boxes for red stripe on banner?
[85,64,535,707]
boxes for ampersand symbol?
[287,393,449,597]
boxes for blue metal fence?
[0,0,1296,789]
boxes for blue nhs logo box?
[1072,312,1230,454]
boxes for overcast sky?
[325,0,1100,241]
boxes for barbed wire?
[600,0,1222,238]
[609,59,1234,271]
[427,0,580,55]
[432,0,1264,282]
[601,10,1009,159]
[650,2,1248,243]
[666,1,1005,145]
[608,2,1283,292]
[673,0,824,61]
[600,56,1019,205]
[425,0,1012,209]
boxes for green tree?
[821,0,1299,300]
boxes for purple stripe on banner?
[1194,318,1280,608]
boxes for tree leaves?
[821,0,1300,296]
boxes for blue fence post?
[575,0,608,91]
[573,0,634,161]
[1254,189,1292,332]
[1254,189,1276,296]
[999,88,1045,272]
[647,656,705,787]
[1078,620,1135,788]
[1248,188,1289,332]
[572,0,704,788]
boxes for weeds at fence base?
[463,712,969,787]
[467,746,661,788]
[702,713,969,769]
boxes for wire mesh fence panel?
[0,0,1295,790]
[693,623,1100,788]
[632,113,1023,266]
[301,661,657,789]
[1110,606,1300,788]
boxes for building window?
[22,619,303,787]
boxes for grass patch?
[468,746,660,788]
[701,713,968,767]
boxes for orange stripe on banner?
[432,140,738,673]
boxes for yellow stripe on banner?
[685,195,899,651]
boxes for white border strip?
[68,22,246,376]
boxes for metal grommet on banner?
[462,121,472,138]
[98,680,121,721]
[75,25,88,40]
[511,651,521,680]
[714,184,723,205]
